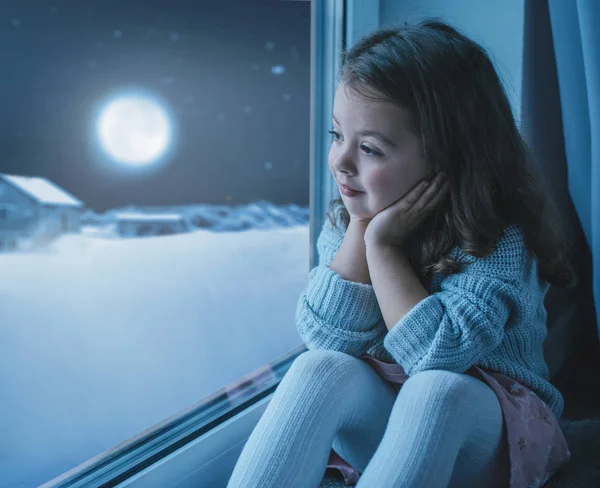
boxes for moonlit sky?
[0,0,310,212]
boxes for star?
[510,382,521,394]
[518,436,527,450]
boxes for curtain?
[525,0,600,339]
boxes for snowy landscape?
[0,203,310,487]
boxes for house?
[113,211,191,238]
[0,173,85,251]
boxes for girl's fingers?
[401,180,431,208]
[413,173,447,210]
[398,173,447,212]
[403,173,441,207]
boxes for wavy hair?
[326,19,576,289]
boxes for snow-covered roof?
[1,174,84,207]
[114,212,185,222]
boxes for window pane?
[0,1,310,486]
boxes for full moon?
[97,95,172,166]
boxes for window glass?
[0,1,310,486]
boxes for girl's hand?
[364,173,449,248]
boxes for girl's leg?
[355,369,508,488]
[226,349,397,488]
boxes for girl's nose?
[333,153,356,175]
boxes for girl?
[227,19,575,488]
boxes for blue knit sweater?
[295,204,564,419]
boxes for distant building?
[113,212,191,238]
[0,173,85,251]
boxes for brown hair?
[327,19,576,289]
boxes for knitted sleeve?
[295,202,387,357]
[383,231,526,375]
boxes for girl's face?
[328,83,428,220]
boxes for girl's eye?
[328,129,382,157]
[360,144,381,156]
[328,129,340,141]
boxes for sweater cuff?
[305,264,382,331]
[383,295,444,373]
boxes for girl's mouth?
[339,183,364,197]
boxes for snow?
[114,211,185,221]
[0,208,311,487]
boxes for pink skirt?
[325,354,571,487]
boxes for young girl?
[227,19,575,488]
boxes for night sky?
[0,1,311,212]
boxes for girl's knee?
[404,369,466,389]
[276,350,377,425]
[401,369,495,410]
[285,349,362,387]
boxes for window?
[0,1,311,486]
[60,213,69,231]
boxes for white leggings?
[227,349,510,488]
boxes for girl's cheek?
[365,170,395,196]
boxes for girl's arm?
[295,205,390,358]
[370,236,523,375]
[329,219,371,285]
[365,243,430,331]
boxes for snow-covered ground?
[0,204,310,487]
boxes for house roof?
[0,174,84,207]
